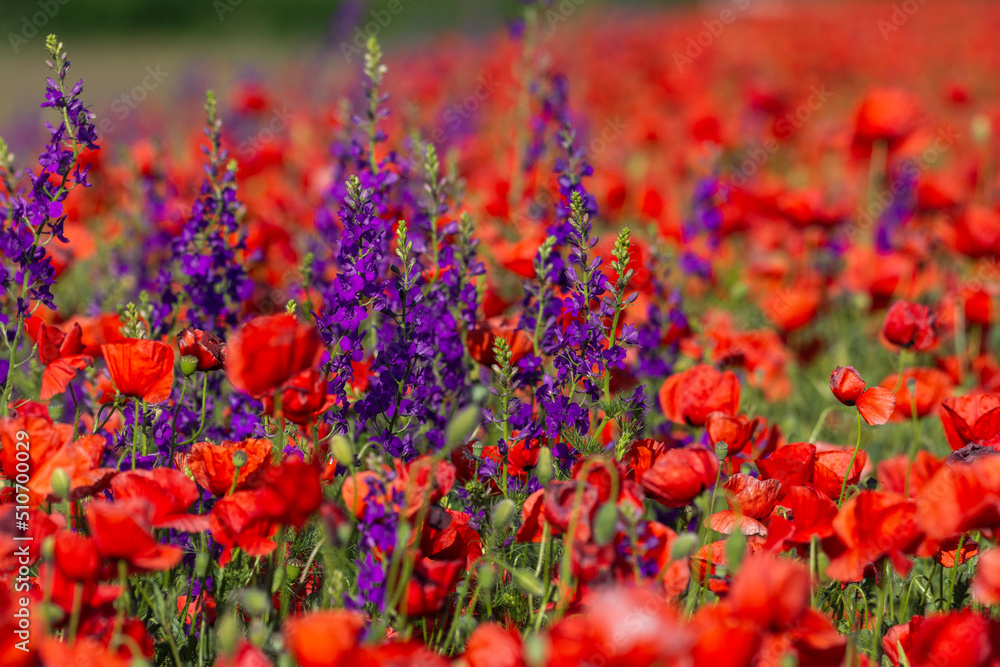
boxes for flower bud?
[195,552,210,580]
[492,499,516,532]
[271,564,286,593]
[181,355,199,377]
[524,634,549,667]
[50,467,70,501]
[477,563,496,591]
[592,502,618,546]
[973,114,992,145]
[670,532,698,562]
[534,447,554,486]
[830,366,866,406]
[41,535,55,562]
[512,568,545,597]
[215,611,240,656]
[330,435,353,467]
[232,449,248,470]
[726,528,747,576]
[241,589,270,616]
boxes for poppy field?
[4,1,1000,665]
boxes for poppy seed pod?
[180,355,199,377]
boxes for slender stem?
[838,411,863,507]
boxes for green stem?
[838,410,863,507]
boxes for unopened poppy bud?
[232,449,248,470]
[195,552,210,580]
[670,532,698,561]
[907,377,917,395]
[50,467,70,500]
[330,435,353,467]
[241,589,270,616]
[512,568,545,597]
[180,355,199,377]
[714,442,729,461]
[592,502,619,546]
[830,366,866,406]
[726,529,747,576]
[973,114,992,145]
[216,611,240,656]
[492,499,516,532]
[524,634,549,667]
[41,535,55,562]
[271,565,286,593]
[535,447,554,486]
[477,563,496,590]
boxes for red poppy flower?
[226,314,322,397]
[915,456,1000,539]
[824,490,919,581]
[882,300,936,351]
[757,442,816,495]
[813,449,868,500]
[768,485,837,549]
[404,556,464,616]
[86,498,183,570]
[707,473,781,536]
[955,205,1000,259]
[972,548,1000,605]
[39,638,130,667]
[110,468,208,532]
[467,317,533,367]
[829,366,896,425]
[639,444,719,508]
[177,327,227,371]
[101,339,175,404]
[176,438,271,496]
[254,458,323,529]
[515,488,547,543]
[879,368,952,420]
[659,364,740,426]
[939,393,1000,450]
[852,87,923,149]
[53,531,101,583]
[892,611,994,667]
[728,555,811,631]
[464,623,525,667]
[27,321,94,400]
[283,610,365,667]
[209,489,279,565]
[877,451,944,497]
[543,480,600,542]
[706,412,760,458]
[262,368,333,425]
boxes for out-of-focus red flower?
[464,623,525,667]
[879,367,952,420]
[939,393,1000,450]
[404,556,464,616]
[915,456,1000,539]
[830,366,896,425]
[638,444,719,508]
[66,312,128,358]
[824,491,919,581]
[39,638,129,667]
[255,458,323,529]
[853,87,923,149]
[955,204,1000,259]
[659,364,740,426]
[226,314,322,398]
[707,473,780,536]
[86,498,183,570]
[176,439,271,496]
[53,531,100,583]
[110,468,208,531]
[728,556,811,631]
[882,300,936,351]
[215,641,274,667]
[177,327,227,371]
[262,368,333,425]
[883,616,920,667]
[283,610,365,667]
[101,339,175,404]
[515,488,547,543]
[890,611,994,667]
[972,548,1000,605]
[544,480,600,542]
[766,485,838,554]
[467,317,533,367]
[877,451,944,498]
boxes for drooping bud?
[535,447,554,486]
[330,435,354,467]
[492,499,516,532]
[512,568,545,597]
[50,467,70,501]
